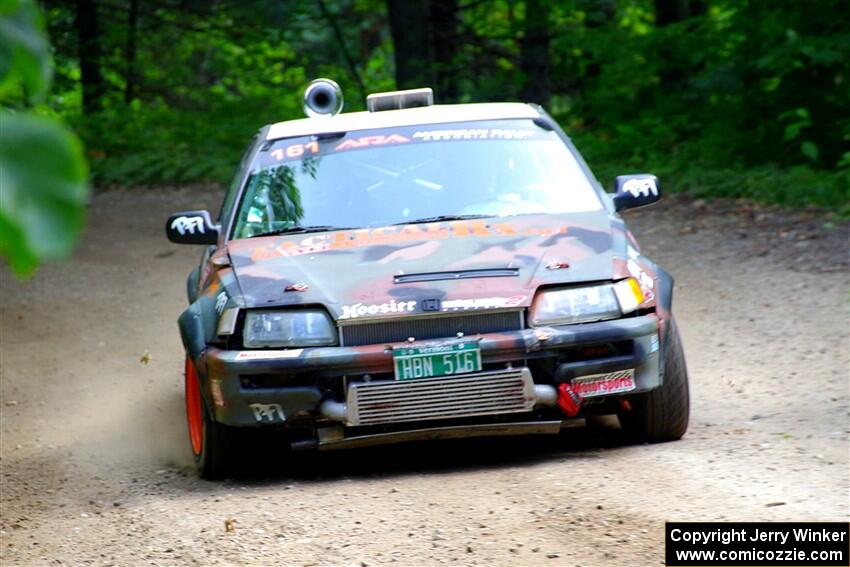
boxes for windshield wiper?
[248,225,356,238]
[391,214,493,226]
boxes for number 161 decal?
[270,141,319,160]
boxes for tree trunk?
[124,0,139,103]
[386,0,432,89]
[582,0,616,28]
[317,0,366,103]
[429,0,459,102]
[654,0,689,25]
[75,0,105,114]
[689,0,709,17]
[520,0,551,107]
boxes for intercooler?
[345,368,536,426]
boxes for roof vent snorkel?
[367,87,433,112]
[303,78,344,118]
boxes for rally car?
[167,79,689,479]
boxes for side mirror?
[166,210,220,245]
[612,174,661,212]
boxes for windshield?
[232,119,602,240]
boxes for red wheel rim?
[184,357,203,456]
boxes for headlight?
[529,279,644,326]
[243,309,337,348]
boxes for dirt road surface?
[2,187,848,566]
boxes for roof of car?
[264,102,542,141]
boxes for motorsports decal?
[170,215,205,235]
[259,121,551,167]
[249,403,286,423]
[250,222,568,260]
[411,128,536,141]
[571,369,636,397]
[234,350,303,361]
[339,295,527,320]
[214,291,227,315]
[340,300,417,320]
[441,296,525,311]
[622,177,658,198]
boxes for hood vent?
[394,268,519,284]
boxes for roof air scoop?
[303,78,344,118]
[367,87,434,112]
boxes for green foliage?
[0,0,51,102]
[0,2,89,277]
[36,0,850,212]
[0,112,89,274]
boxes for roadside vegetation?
[1,0,848,274]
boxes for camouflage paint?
[175,205,671,427]
[171,109,676,432]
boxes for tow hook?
[557,383,583,417]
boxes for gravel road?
[1,187,848,566]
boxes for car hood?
[227,212,628,320]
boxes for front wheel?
[619,317,690,442]
[185,356,241,479]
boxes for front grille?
[339,311,523,346]
[346,368,535,426]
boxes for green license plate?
[393,342,482,381]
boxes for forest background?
[1,0,849,273]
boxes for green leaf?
[0,1,51,102]
[800,141,819,162]
[0,111,89,276]
[783,122,804,141]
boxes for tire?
[185,356,241,480]
[619,317,690,442]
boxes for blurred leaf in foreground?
[0,112,89,276]
[0,2,89,278]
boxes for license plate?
[570,369,636,397]
[393,342,482,381]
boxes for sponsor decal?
[170,215,205,235]
[545,260,570,270]
[626,257,655,303]
[412,128,536,141]
[249,403,286,423]
[622,177,658,198]
[210,380,225,407]
[627,259,654,289]
[340,300,417,320]
[215,291,227,315]
[441,295,526,312]
[284,282,309,292]
[335,134,410,151]
[234,349,303,361]
[249,222,568,260]
[338,296,527,319]
[571,369,636,397]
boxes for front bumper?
[200,314,662,431]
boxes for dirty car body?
[167,89,689,479]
